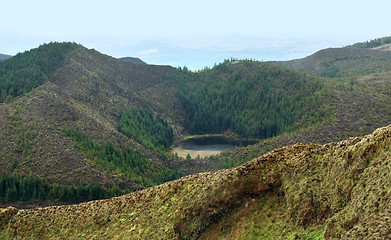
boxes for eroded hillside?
[2,124,391,239]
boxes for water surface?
[172,135,255,158]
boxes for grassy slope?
[2,124,391,239]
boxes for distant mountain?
[119,56,147,64]
[275,46,391,77]
[0,43,187,192]
[0,53,12,62]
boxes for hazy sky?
[2,0,391,68]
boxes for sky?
[2,0,391,69]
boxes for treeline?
[0,42,78,102]
[118,107,174,152]
[172,60,329,139]
[347,36,391,49]
[64,128,180,187]
[0,174,126,204]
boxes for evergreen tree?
[171,60,329,139]
[118,107,174,152]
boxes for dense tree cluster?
[64,128,179,187]
[0,174,125,204]
[0,42,77,102]
[173,60,329,139]
[118,107,174,152]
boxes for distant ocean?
[131,37,352,69]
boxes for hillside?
[3,40,391,206]
[2,124,391,239]
[276,45,391,77]
[0,43,189,192]
[0,43,335,195]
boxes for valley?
[2,37,391,238]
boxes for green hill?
[2,39,391,207]
[2,38,391,238]
[2,124,391,239]
[118,57,147,64]
[171,60,330,139]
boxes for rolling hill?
[0,42,337,195]
[2,123,391,239]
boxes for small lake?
[172,135,256,158]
